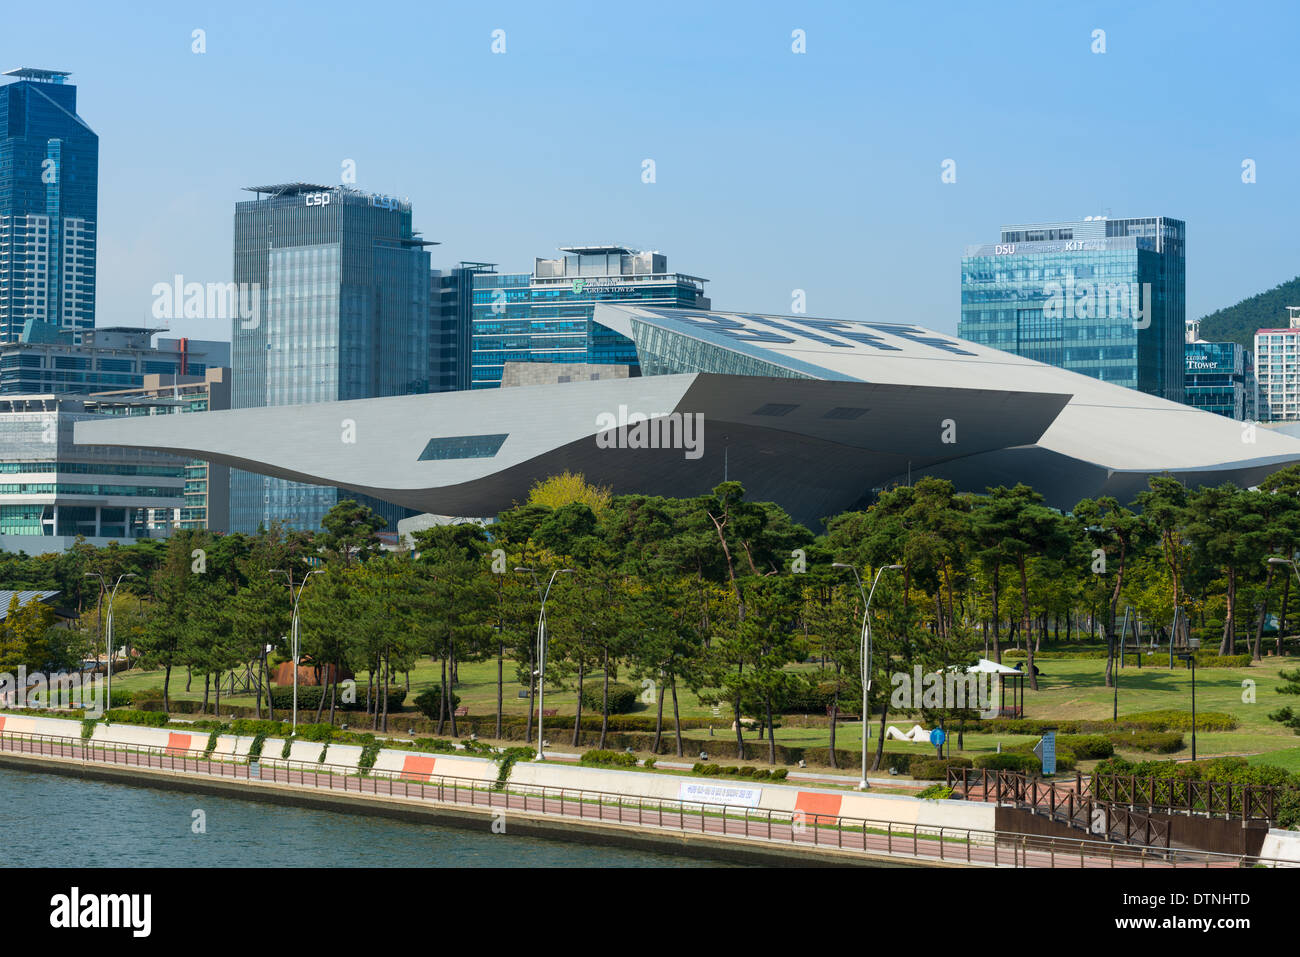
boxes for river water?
[0,767,740,867]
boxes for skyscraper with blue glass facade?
[229,183,435,533]
[0,69,98,344]
[959,216,1185,402]
[469,245,709,389]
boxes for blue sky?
[5,0,1298,341]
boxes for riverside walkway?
[0,730,1282,869]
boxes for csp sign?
[304,191,332,207]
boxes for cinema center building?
[73,306,1300,530]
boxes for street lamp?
[1267,558,1297,655]
[271,568,323,733]
[515,567,574,761]
[84,572,136,708]
[1176,637,1202,760]
[833,562,903,790]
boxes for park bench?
[827,704,860,721]
[454,706,469,717]
[541,708,558,717]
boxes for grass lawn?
[101,650,1300,770]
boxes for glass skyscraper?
[959,216,1185,402]
[230,183,435,533]
[468,245,709,389]
[0,69,98,343]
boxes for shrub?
[579,682,639,715]
[80,718,97,740]
[357,735,381,775]
[1119,710,1238,732]
[317,743,329,764]
[129,687,166,710]
[280,737,292,759]
[917,784,954,800]
[230,718,288,738]
[1058,734,1115,759]
[103,708,168,728]
[268,685,406,714]
[771,768,789,780]
[413,687,461,721]
[203,726,223,757]
[1108,730,1185,753]
[294,722,336,743]
[973,752,1040,773]
[247,732,268,761]
[579,748,639,768]
[493,746,535,790]
[643,757,657,769]
[1192,653,1253,668]
[912,757,973,780]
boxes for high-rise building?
[959,216,1186,402]
[468,245,709,389]
[229,183,436,533]
[90,367,232,531]
[0,69,98,343]
[1254,307,1300,422]
[1184,320,1255,421]
[0,326,228,395]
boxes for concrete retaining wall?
[1260,828,1300,863]
[0,711,993,829]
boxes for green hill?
[1198,275,1300,349]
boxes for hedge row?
[966,711,1237,735]
[690,763,788,780]
[578,683,640,715]
[579,748,639,768]
[1107,730,1185,753]
[267,685,407,713]
[911,757,973,780]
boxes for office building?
[0,326,228,395]
[1184,320,1254,421]
[468,245,709,389]
[230,183,436,533]
[960,216,1186,402]
[1,394,188,555]
[0,69,98,343]
[1254,307,1300,422]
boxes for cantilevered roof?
[3,68,71,81]
[596,304,1300,480]
[243,183,333,197]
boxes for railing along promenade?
[1,729,1292,869]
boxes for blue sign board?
[929,728,946,749]
[1034,731,1057,775]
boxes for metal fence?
[1,729,1292,868]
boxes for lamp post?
[1268,557,1298,655]
[515,567,574,761]
[833,562,903,790]
[271,568,322,733]
[1176,636,1202,760]
[84,572,136,708]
